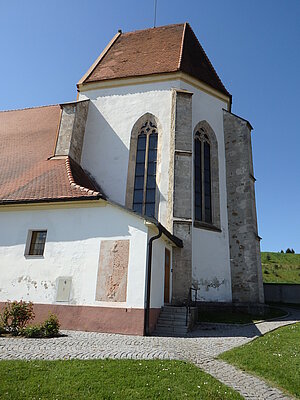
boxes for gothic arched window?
[194,121,220,230]
[133,121,158,217]
[195,130,212,223]
[126,114,160,219]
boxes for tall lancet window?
[194,130,212,223]
[133,121,158,217]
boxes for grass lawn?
[198,307,286,324]
[0,359,243,400]
[261,252,300,283]
[220,323,300,398]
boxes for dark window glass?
[134,176,144,189]
[204,142,211,223]
[144,132,158,217]
[29,231,47,256]
[195,206,202,221]
[147,162,156,175]
[135,163,144,176]
[145,203,155,217]
[194,139,202,220]
[133,203,143,214]
[133,128,158,216]
[195,137,212,223]
[136,150,145,163]
[149,134,157,148]
[137,134,146,150]
[146,189,156,203]
[146,175,156,189]
[148,149,156,162]
[133,189,143,203]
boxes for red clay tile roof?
[0,105,103,204]
[82,23,230,97]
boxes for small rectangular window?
[28,231,47,256]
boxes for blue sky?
[1,0,299,252]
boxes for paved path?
[1,307,299,399]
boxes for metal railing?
[185,287,199,326]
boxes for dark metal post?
[144,225,162,336]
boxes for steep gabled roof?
[79,23,230,97]
[0,105,103,204]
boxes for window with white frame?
[26,230,47,256]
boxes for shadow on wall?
[81,101,130,204]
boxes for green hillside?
[261,252,300,283]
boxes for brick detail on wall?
[223,110,264,303]
[171,90,193,304]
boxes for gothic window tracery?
[133,121,158,217]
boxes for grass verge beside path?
[220,323,300,398]
[0,359,243,400]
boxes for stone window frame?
[125,113,162,219]
[193,121,221,232]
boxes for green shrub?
[0,321,6,335]
[0,301,35,335]
[23,314,60,338]
[22,324,44,338]
[42,314,60,337]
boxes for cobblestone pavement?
[1,307,299,400]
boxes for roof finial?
[153,0,157,28]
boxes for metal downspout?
[144,225,163,336]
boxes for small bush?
[22,324,44,338]
[0,321,6,335]
[1,301,35,335]
[23,314,60,338]
[42,314,60,337]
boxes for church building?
[0,23,264,335]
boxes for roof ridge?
[0,103,60,114]
[65,157,100,196]
[185,23,229,95]
[177,22,187,70]
[122,22,185,36]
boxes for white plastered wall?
[0,203,149,309]
[79,81,180,228]
[79,78,232,302]
[149,231,172,309]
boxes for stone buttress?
[170,89,193,304]
[223,110,264,303]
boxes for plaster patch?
[199,277,225,292]
[96,240,129,302]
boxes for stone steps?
[153,306,195,336]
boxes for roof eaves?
[65,157,103,197]
[0,196,102,206]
